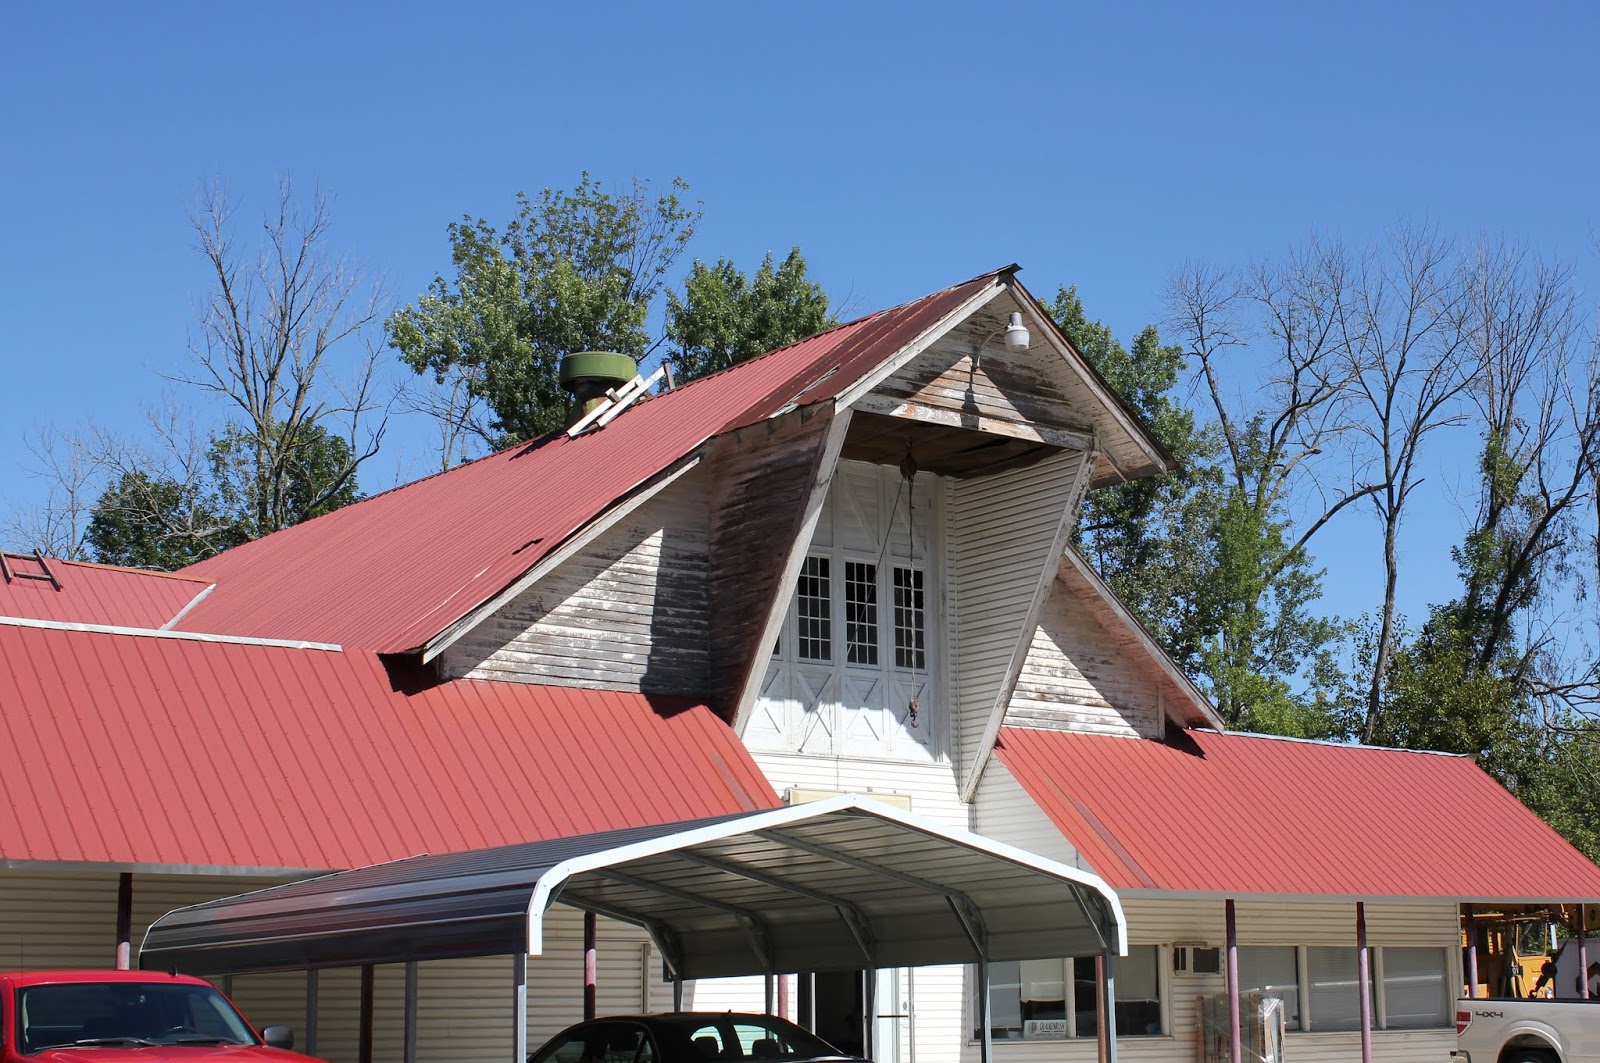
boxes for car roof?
[0,970,213,988]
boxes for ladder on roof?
[0,549,62,591]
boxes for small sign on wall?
[1023,1020,1068,1039]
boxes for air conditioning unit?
[1173,943,1222,976]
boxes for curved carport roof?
[140,795,1125,979]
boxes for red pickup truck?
[0,970,319,1061]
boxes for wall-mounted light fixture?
[973,311,1029,369]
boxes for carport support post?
[1099,948,1118,1063]
[359,964,375,1063]
[404,960,419,1063]
[1463,904,1478,996]
[765,974,774,1015]
[513,953,528,1063]
[305,970,319,1057]
[1357,903,1373,1063]
[977,954,993,1063]
[1581,908,1590,999]
[115,873,133,969]
[1225,898,1240,1063]
[863,967,877,1062]
[584,910,598,1020]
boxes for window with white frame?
[977,947,1162,1040]
[797,556,831,661]
[785,556,928,673]
[1379,948,1450,1029]
[844,561,879,665]
[891,566,926,669]
[1238,945,1448,1032]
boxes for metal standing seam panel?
[167,273,1009,654]
[0,558,211,628]
[995,726,1600,900]
[0,622,779,871]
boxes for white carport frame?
[142,796,1128,1063]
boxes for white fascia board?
[833,279,1010,411]
[1061,547,1225,731]
[1005,281,1171,477]
[422,453,703,664]
[525,793,1127,957]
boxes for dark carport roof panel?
[140,797,1126,979]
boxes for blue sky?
[2,1,1598,630]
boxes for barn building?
[3,266,1598,1063]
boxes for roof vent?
[559,352,639,426]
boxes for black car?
[529,1013,868,1063]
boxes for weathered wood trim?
[1060,548,1224,730]
[730,405,854,734]
[851,393,1096,451]
[957,449,1098,802]
[1004,278,1170,480]
[833,280,1009,412]
[421,455,703,665]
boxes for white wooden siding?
[946,451,1087,784]
[441,475,711,692]
[1007,579,1162,739]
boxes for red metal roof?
[0,558,210,629]
[995,726,1600,902]
[0,621,778,872]
[172,271,1006,652]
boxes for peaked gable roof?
[995,726,1600,902]
[0,557,211,629]
[0,620,777,872]
[172,270,1008,652]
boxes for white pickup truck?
[1454,997,1600,1063]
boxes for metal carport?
[141,796,1128,1063]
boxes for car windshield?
[16,981,258,1052]
[663,1015,849,1062]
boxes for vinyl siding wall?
[946,451,1087,783]
[964,768,1460,1063]
[0,871,666,1063]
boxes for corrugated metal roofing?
[0,621,777,872]
[171,271,1007,651]
[0,558,210,628]
[140,796,1126,978]
[995,726,1600,902]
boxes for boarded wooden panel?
[1007,579,1164,739]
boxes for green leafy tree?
[389,174,700,448]
[82,422,362,571]
[665,249,835,383]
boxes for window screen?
[797,556,831,661]
[844,561,878,665]
[892,566,926,669]
[1308,947,1371,1031]
[1238,945,1301,1027]
[1381,947,1448,1029]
